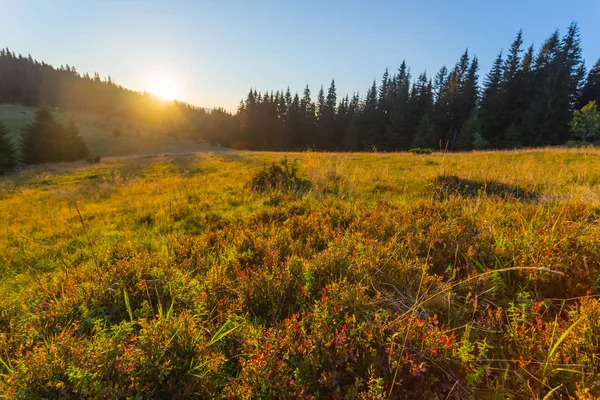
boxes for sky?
[2,0,600,111]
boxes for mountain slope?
[0,104,224,157]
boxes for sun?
[147,76,181,101]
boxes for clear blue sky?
[2,0,600,111]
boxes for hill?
[0,103,226,158]
[0,50,237,149]
[1,149,599,398]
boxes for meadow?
[1,148,599,399]
[0,104,220,159]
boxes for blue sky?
[2,0,600,111]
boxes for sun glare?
[147,76,181,101]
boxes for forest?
[0,23,599,154]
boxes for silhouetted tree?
[411,114,437,149]
[578,59,600,109]
[21,107,88,164]
[0,121,17,173]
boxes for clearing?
[1,149,599,398]
[0,103,224,158]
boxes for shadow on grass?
[432,174,539,202]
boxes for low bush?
[250,157,312,195]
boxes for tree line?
[0,48,233,145]
[233,23,600,151]
[1,23,600,158]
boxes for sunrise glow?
[147,76,181,101]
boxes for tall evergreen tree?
[456,112,481,151]
[323,79,338,149]
[411,114,437,149]
[479,52,505,147]
[0,121,17,173]
[524,25,585,146]
[315,85,326,149]
[343,93,362,150]
[21,107,88,164]
[386,62,411,149]
[500,31,527,147]
[407,72,434,147]
[578,59,600,109]
[437,50,478,150]
[360,80,380,150]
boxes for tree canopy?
[0,23,597,152]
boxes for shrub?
[570,101,600,143]
[250,157,312,195]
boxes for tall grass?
[0,149,599,398]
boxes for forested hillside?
[0,49,235,146]
[2,23,599,152]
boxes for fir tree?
[21,107,88,164]
[407,72,434,146]
[323,79,338,149]
[578,59,600,109]
[0,121,17,173]
[300,85,316,148]
[360,80,380,149]
[479,52,505,147]
[387,62,411,150]
[315,86,326,149]
[456,112,481,151]
[343,93,362,151]
[411,114,437,149]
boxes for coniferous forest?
[1,23,599,152]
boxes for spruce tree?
[407,72,434,146]
[578,59,600,109]
[343,93,361,151]
[431,66,448,148]
[499,31,527,148]
[21,107,88,164]
[21,106,59,164]
[300,85,316,148]
[0,121,17,173]
[386,62,411,150]
[504,30,524,83]
[456,112,481,151]
[411,114,437,149]
[315,86,326,149]
[479,52,505,147]
[323,79,338,149]
[360,80,380,149]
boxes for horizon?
[3,0,600,112]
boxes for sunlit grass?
[1,148,599,398]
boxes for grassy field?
[0,104,222,158]
[1,148,599,398]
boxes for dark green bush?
[250,157,312,195]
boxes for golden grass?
[1,147,600,398]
